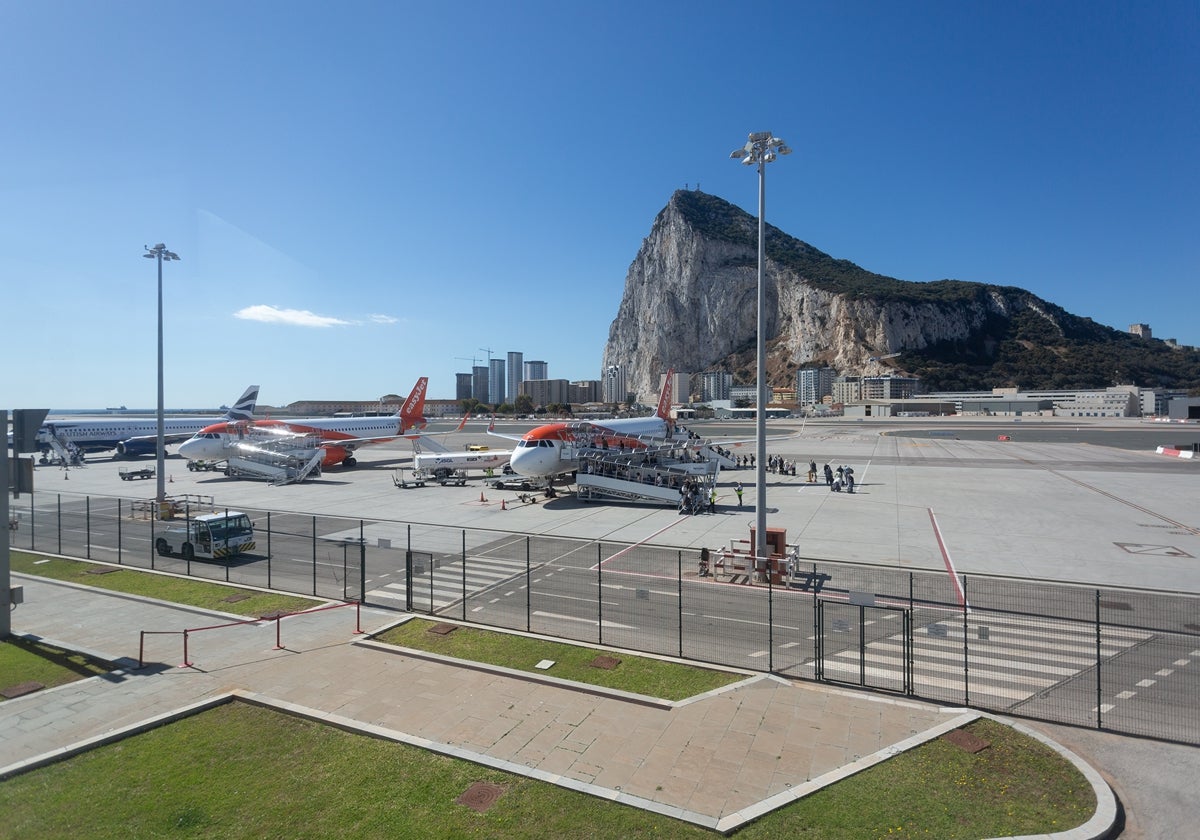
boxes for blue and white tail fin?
[223,386,259,421]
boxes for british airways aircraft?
[31,386,259,460]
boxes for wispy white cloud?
[233,305,351,327]
[369,313,399,324]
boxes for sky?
[1,1,1196,409]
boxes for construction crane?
[478,347,494,365]
[455,355,480,369]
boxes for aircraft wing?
[122,431,207,448]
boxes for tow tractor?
[186,459,226,472]
[154,511,256,561]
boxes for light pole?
[729,132,790,568]
[143,243,180,515]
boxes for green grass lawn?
[0,701,1094,839]
[9,551,318,617]
[375,618,743,701]
[0,636,111,698]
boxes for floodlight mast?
[143,243,180,514]
[728,132,790,570]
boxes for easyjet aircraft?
[178,377,429,469]
[500,370,682,479]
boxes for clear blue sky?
[2,1,1196,409]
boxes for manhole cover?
[86,567,120,575]
[942,728,990,754]
[222,594,251,603]
[455,782,505,813]
[428,623,459,636]
[590,655,620,670]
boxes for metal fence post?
[56,494,61,555]
[526,535,531,634]
[1096,589,1103,731]
[117,499,123,564]
[768,556,774,673]
[678,549,683,660]
[462,529,467,621]
[86,496,91,559]
[962,574,970,707]
[224,506,231,582]
[597,543,603,646]
[267,511,272,589]
[359,520,366,605]
[311,515,317,596]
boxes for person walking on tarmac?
[735,482,744,507]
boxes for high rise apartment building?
[797,367,835,405]
[506,351,523,405]
[488,358,506,406]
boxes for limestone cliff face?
[602,190,1073,402]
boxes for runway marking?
[1115,543,1193,558]
[928,508,968,610]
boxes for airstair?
[575,442,720,507]
[39,425,81,466]
[223,437,324,486]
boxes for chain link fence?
[8,491,1199,744]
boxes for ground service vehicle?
[118,466,155,481]
[155,511,256,561]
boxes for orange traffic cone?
[501,498,507,510]
[479,491,486,503]
[169,475,174,483]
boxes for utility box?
[749,526,787,559]
[9,585,24,606]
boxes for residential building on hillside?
[570,380,601,403]
[797,367,835,405]
[603,365,628,404]
[861,375,920,400]
[660,371,691,404]
[832,375,862,405]
[700,371,731,402]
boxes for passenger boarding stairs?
[575,442,720,506]
[40,426,82,466]
[224,436,324,486]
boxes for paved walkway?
[3,575,1115,835]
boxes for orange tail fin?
[399,377,429,432]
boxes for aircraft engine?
[321,446,349,467]
[115,439,157,458]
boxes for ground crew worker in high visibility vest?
[735,482,743,507]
